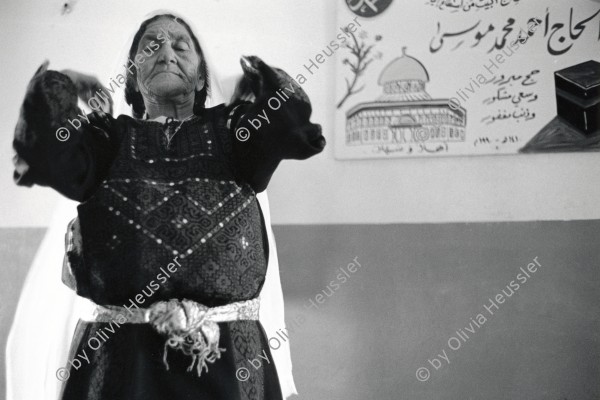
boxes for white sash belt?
[87,298,260,376]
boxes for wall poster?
[335,0,600,159]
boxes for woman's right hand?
[61,69,113,114]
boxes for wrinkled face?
[135,17,204,101]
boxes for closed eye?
[174,41,190,51]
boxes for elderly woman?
[12,13,324,400]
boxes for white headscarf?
[6,10,296,399]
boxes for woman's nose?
[156,43,177,65]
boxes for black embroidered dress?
[12,67,321,400]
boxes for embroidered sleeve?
[225,59,325,192]
[224,101,280,193]
[12,64,120,202]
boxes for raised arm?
[227,56,326,193]
[13,62,120,202]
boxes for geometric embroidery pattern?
[74,109,268,307]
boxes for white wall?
[1,0,599,227]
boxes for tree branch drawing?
[337,30,382,109]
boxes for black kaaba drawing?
[520,60,600,153]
